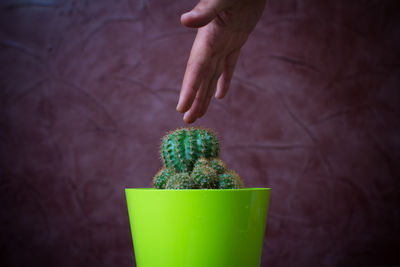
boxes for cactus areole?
[161,127,220,173]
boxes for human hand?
[176,0,266,123]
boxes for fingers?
[215,49,240,99]
[182,91,204,124]
[177,60,205,114]
[181,0,234,28]
[177,34,211,114]
[198,60,223,118]
[178,47,239,123]
[182,60,218,123]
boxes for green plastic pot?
[125,188,270,267]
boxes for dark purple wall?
[1,0,399,266]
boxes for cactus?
[218,170,244,189]
[153,127,246,190]
[191,164,218,189]
[194,157,226,175]
[161,127,220,173]
[194,157,211,169]
[153,167,175,189]
[210,158,226,175]
[165,172,197,189]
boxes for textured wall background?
[1,0,400,266]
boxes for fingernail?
[181,11,192,20]
[183,10,199,19]
[184,10,195,16]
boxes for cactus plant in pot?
[125,127,270,267]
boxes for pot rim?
[125,187,270,192]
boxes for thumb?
[181,0,233,28]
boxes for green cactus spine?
[191,164,218,189]
[153,167,175,189]
[165,172,196,189]
[218,170,244,189]
[161,127,220,173]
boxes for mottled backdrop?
[1,0,399,266]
